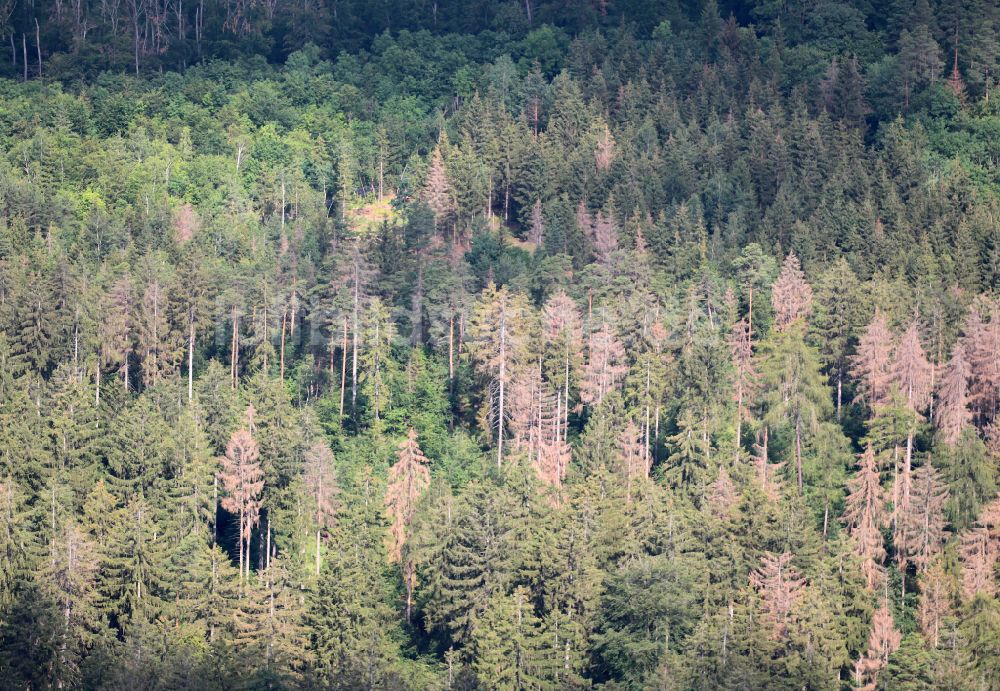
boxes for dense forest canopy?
[1,0,1000,688]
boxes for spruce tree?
[771,252,813,331]
[385,428,431,621]
[757,321,832,493]
[219,419,264,589]
[844,443,888,589]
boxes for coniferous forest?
[1,0,1000,688]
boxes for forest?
[0,0,999,688]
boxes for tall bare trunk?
[351,268,359,414]
[340,317,347,419]
[373,320,381,420]
[328,339,335,384]
[405,563,414,623]
[645,405,651,474]
[34,19,40,78]
[645,363,652,467]
[654,405,660,464]
[213,476,218,547]
[238,509,244,593]
[563,344,570,441]
[836,373,842,420]
[230,308,239,389]
[188,317,194,401]
[795,417,803,493]
[735,380,743,462]
[497,309,506,469]
[903,433,914,507]
[448,316,454,382]
[279,307,287,380]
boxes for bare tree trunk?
[238,509,244,592]
[328,339,335,386]
[901,432,914,510]
[406,574,413,622]
[654,405,660,463]
[34,19,41,78]
[555,389,562,452]
[795,417,803,493]
[836,373,843,420]
[703,407,711,463]
[279,306,287,380]
[351,267,359,414]
[372,319,381,420]
[340,317,347,418]
[644,361,651,468]
[497,309,507,469]
[230,308,239,389]
[645,404,651,474]
[891,446,900,535]
[151,282,160,385]
[564,345,570,441]
[213,476,218,547]
[929,360,937,422]
[735,380,743,461]
[132,5,140,75]
[188,316,194,401]
[448,316,454,382]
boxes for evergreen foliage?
[0,1,999,685]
